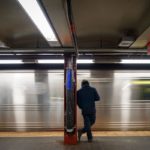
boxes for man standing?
[77,80,100,142]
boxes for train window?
[130,80,150,101]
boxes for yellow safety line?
[0,131,150,137]
[93,131,150,136]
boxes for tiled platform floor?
[0,136,150,150]
[0,132,150,150]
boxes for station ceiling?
[0,0,150,57]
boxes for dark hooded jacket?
[77,85,100,114]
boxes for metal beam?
[0,48,147,53]
[0,54,148,60]
[0,63,149,70]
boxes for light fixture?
[17,0,58,42]
[118,37,134,47]
[118,30,136,47]
[38,59,94,64]
[121,59,150,64]
[38,59,64,64]
[0,60,23,64]
[77,59,94,64]
[0,41,9,48]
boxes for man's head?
[81,80,89,87]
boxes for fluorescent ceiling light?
[121,59,150,64]
[118,37,134,47]
[38,60,64,64]
[77,59,94,64]
[0,41,9,48]
[0,60,23,64]
[17,0,57,41]
[0,54,14,56]
[38,59,94,64]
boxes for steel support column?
[64,53,77,144]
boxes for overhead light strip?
[0,60,23,64]
[77,59,94,64]
[0,59,93,64]
[38,59,64,64]
[121,59,150,64]
[17,0,58,42]
[38,59,94,64]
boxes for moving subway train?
[0,70,150,131]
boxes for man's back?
[77,80,100,142]
[77,85,100,114]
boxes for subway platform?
[0,131,150,150]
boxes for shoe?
[78,130,82,142]
[88,139,93,143]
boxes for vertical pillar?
[64,53,77,144]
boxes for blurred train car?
[0,70,150,131]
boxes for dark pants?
[80,113,96,140]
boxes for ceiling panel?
[0,0,149,54]
[0,0,50,48]
[72,0,150,48]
